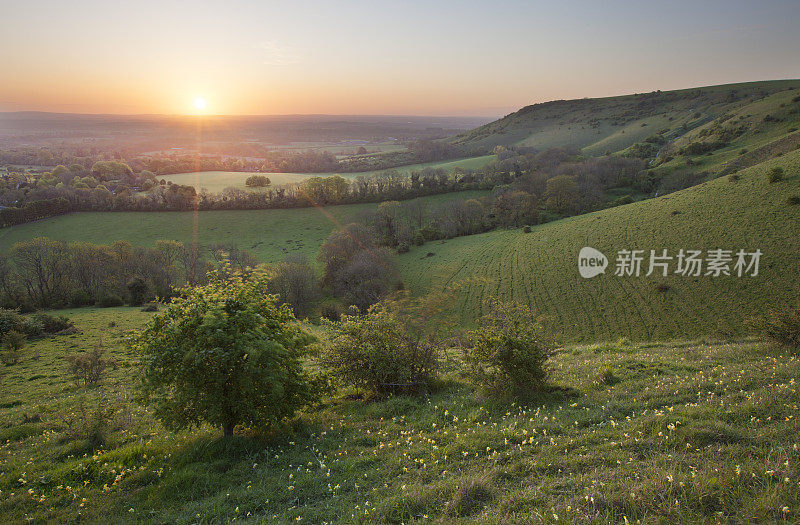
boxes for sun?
[193,97,207,111]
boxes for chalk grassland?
[160,155,496,193]
[451,80,799,155]
[0,191,488,264]
[400,149,800,342]
[1,307,799,523]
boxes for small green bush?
[612,195,634,207]
[397,241,410,254]
[32,312,73,334]
[134,270,324,437]
[96,294,124,308]
[0,308,24,336]
[411,230,425,246]
[320,296,442,395]
[522,225,532,233]
[465,299,553,393]
[66,339,114,386]
[787,195,800,205]
[768,167,784,183]
[2,330,26,365]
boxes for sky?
[1,0,799,117]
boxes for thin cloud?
[257,41,300,66]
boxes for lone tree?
[133,267,323,437]
[245,174,271,188]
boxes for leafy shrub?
[522,225,532,233]
[32,312,73,334]
[134,269,324,437]
[411,230,425,246]
[464,299,553,392]
[2,330,25,365]
[612,195,634,207]
[768,167,784,183]
[141,303,159,312]
[66,339,114,386]
[787,195,800,205]
[397,241,410,253]
[752,306,800,349]
[320,295,444,395]
[0,308,24,336]
[96,294,124,308]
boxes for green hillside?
[400,148,800,342]
[451,80,799,156]
[0,191,487,263]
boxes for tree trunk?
[223,421,235,437]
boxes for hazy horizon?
[3,77,800,120]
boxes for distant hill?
[450,80,800,157]
[400,145,800,342]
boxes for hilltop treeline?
[2,148,648,227]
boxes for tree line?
[2,148,648,227]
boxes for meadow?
[0,190,488,264]
[1,307,799,523]
[161,155,496,193]
[399,149,800,342]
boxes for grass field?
[0,191,488,264]
[160,171,321,193]
[1,307,799,523]
[399,149,800,342]
[161,155,496,193]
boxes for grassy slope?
[160,155,496,193]
[0,191,488,264]
[450,80,799,155]
[651,88,800,179]
[1,308,799,523]
[399,149,800,342]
